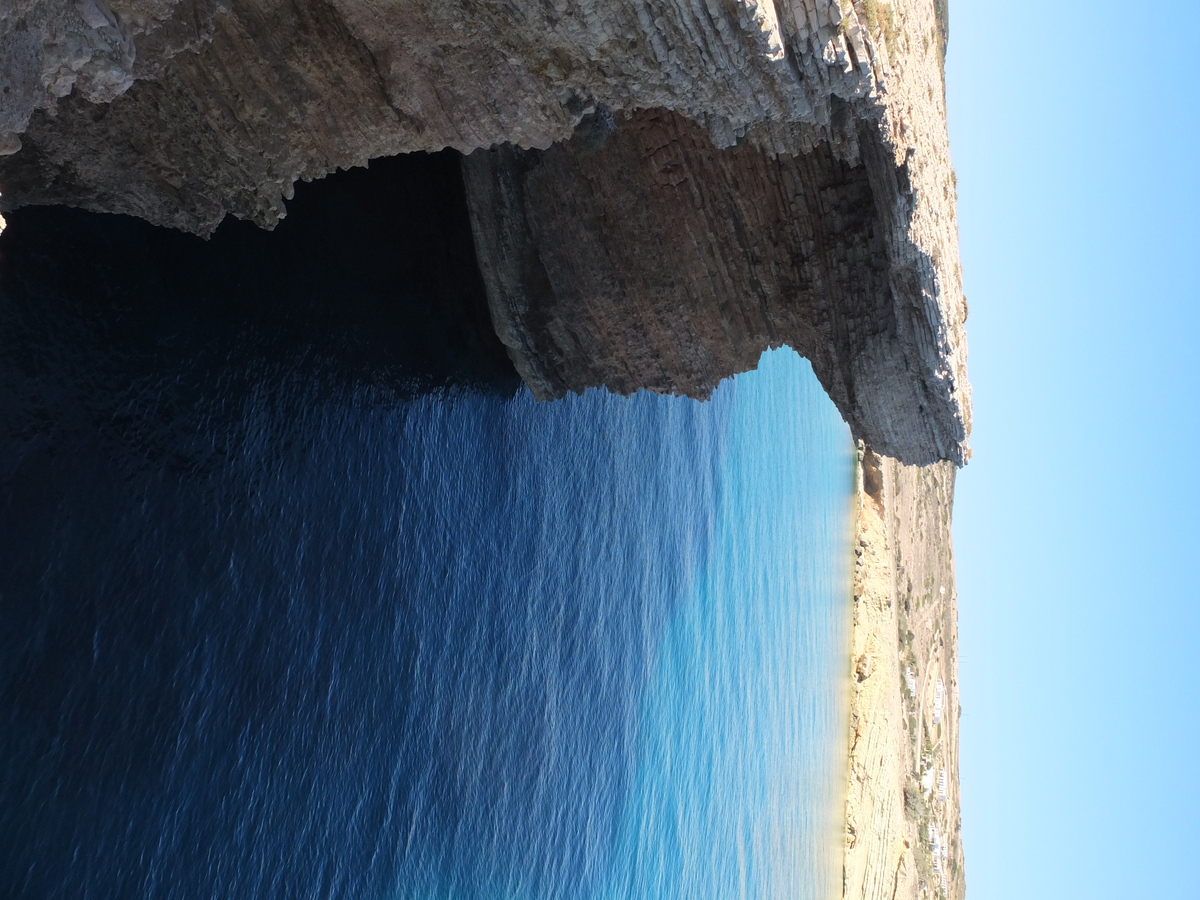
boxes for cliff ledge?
[0,0,969,463]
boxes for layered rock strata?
[464,106,961,464]
[1,0,914,210]
[0,0,969,464]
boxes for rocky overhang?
[0,0,970,465]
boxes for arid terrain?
[844,447,962,900]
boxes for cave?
[0,150,520,397]
[1,109,969,464]
[0,0,971,466]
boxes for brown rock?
[463,107,967,464]
[0,0,971,463]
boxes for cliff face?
[464,107,963,464]
[1,0,888,224]
[0,0,970,462]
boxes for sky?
[946,1,1200,898]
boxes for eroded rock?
[0,0,970,464]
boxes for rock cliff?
[0,0,969,462]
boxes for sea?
[0,154,856,900]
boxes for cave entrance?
[0,150,518,396]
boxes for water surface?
[0,164,854,900]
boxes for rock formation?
[0,0,970,463]
[0,2,970,895]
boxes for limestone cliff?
[463,104,963,465]
[0,0,969,465]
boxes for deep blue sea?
[0,159,855,900]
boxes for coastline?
[844,448,963,900]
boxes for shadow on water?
[0,151,847,900]
[0,147,521,603]
[0,153,708,900]
[0,150,518,404]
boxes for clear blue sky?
[947,1,1200,898]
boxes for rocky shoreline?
[845,447,962,900]
[0,0,970,468]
